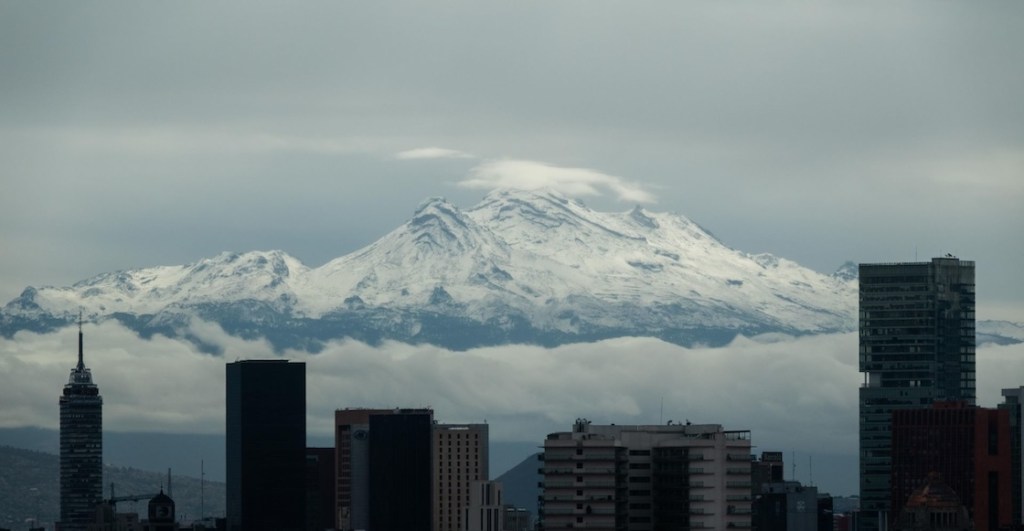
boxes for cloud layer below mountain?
[3,320,1021,496]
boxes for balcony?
[540,468,618,476]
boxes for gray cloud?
[396,147,475,160]
[459,159,657,203]
[4,321,1021,494]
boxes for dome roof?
[150,489,174,505]
[904,472,963,509]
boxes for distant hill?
[496,452,541,520]
[0,445,225,529]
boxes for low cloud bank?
[3,321,1020,494]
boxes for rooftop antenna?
[659,396,664,425]
[77,310,85,370]
[201,459,205,521]
[167,468,172,498]
[791,451,796,482]
[809,455,814,487]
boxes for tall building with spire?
[59,319,103,531]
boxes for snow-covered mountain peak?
[1,191,880,350]
[831,261,858,282]
[628,206,660,229]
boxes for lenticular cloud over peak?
[460,159,657,204]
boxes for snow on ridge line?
[4,189,858,335]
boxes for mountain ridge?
[0,188,978,351]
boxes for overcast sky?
[1,2,1021,320]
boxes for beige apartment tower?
[541,419,753,531]
[434,423,490,531]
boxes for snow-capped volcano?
[2,189,859,350]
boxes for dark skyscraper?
[226,360,306,531]
[59,321,103,531]
[858,257,975,531]
[368,410,434,531]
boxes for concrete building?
[503,506,532,531]
[435,423,489,531]
[754,482,819,531]
[1000,386,1023,528]
[334,408,434,531]
[752,452,785,498]
[891,473,971,531]
[225,360,306,531]
[335,408,393,531]
[890,402,1012,531]
[60,322,104,531]
[465,481,504,531]
[858,257,975,531]
[540,419,752,531]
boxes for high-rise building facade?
[858,257,975,531]
[434,423,489,531]
[540,419,752,531]
[1000,386,1023,528]
[225,360,306,531]
[335,408,394,531]
[890,402,1012,531]
[59,324,103,531]
[335,408,434,531]
[368,409,434,531]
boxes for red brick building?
[891,402,1012,531]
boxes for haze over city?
[2,1,1023,502]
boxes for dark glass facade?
[59,328,103,531]
[999,387,1023,528]
[368,411,433,531]
[858,257,975,531]
[226,360,306,531]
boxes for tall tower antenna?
[809,455,814,487]
[77,310,84,370]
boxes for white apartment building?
[541,419,752,531]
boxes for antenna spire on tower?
[77,310,84,370]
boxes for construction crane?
[106,470,172,512]
[106,483,160,512]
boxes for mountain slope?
[0,444,226,528]
[2,189,861,350]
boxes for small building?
[892,473,971,531]
[464,480,504,531]
[754,482,818,531]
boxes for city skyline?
[1,2,1023,510]
[4,315,1022,498]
